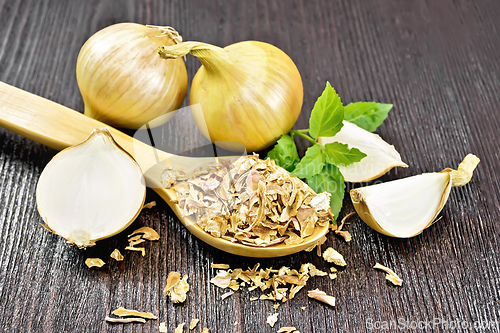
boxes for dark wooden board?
[1,0,499,332]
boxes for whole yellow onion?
[76,23,188,129]
[158,41,303,152]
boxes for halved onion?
[36,128,146,248]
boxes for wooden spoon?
[0,81,329,257]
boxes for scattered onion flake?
[128,238,146,247]
[210,270,232,288]
[315,235,327,257]
[159,322,167,332]
[128,226,160,241]
[202,328,210,333]
[174,323,185,333]
[210,263,230,269]
[374,263,403,286]
[335,230,352,242]
[221,290,235,300]
[142,201,157,210]
[209,262,329,303]
[112,307,157,320]
[85,258,105,268]
[278,327,299,333]
[164,271,190,303]
[190,319,199,330]
[267,313,279,327]
[322,248,347,266]
[335,212,355,242]
[307,289,335,307]
[125,246,146,256]
[105,316,146,324]
[110,249,124,261]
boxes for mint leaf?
[309,82,344,139]
[266,135,300,172]
[324,142,366,166]
[306,163,345,220]
[291,144,325,179]
[344,102,393,132]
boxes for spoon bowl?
[0,81,329,257]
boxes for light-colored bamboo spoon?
[0,81,329,257]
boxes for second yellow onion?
[159,41,303,152]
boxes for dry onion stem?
[374,263,403,286]
[164,155,333,247]
[210,263,230,269]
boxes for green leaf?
[290,144,325,179]
[266,135,300,172]
[324,142,367,166]
[344,102,393,132]
[306,163,345,220]
[309,82,344,139]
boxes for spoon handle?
[0,81,171,171]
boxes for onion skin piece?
[159,41,303,152]
[76,23,188,129]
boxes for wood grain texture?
[1,0,499,332]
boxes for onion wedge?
[318,121,407,182]
[350,154,480,237]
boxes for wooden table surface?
[1,1,499,332]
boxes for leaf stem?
[290,130,317,145]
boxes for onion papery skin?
[76,23,188,129]
[160,41,303,152]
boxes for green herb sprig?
[267,82,393,220]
